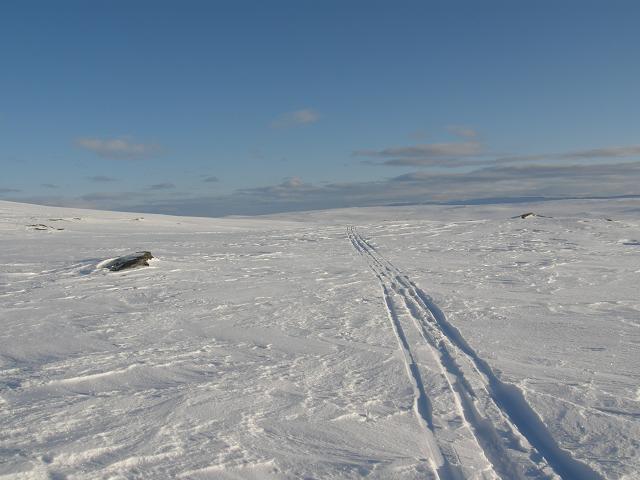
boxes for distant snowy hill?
[1,199,638,479]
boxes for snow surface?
[0,199,638,479]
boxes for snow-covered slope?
[1,199,638,479]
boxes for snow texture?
[1,199,638,479]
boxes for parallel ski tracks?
[347,227,603,480]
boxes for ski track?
[347,226,604,480]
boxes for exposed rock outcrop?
[103,251,154,271]
[27,224,64,231]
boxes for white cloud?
[270,109,320,128]
[75,137,161,160]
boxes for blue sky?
[2,0,639,215]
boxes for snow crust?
[0,199,638,479]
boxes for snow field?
[1,199,638,479]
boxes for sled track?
[347,227,603,480]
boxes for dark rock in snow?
[28,224,50,230]
[512,212,553,219]
[104,251,154,271]
[27,223,64,231]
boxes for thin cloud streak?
[354,141,483,159]
[270,109,320,128]
[75,137,161,160]
[13,160,639,217]
[148,183,175,190]
[495,145,640,164]
[87,175,118,182]
[110,161,640,216]
[380,157,488,168]
[447,125,478,138]
[359,139,640,169]
[356,140,486,167]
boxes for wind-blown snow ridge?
[347,226,604,480]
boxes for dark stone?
[511,212,551,219]
[27,224,64,231]
[28,223,50,230]
[104,251,154,271]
